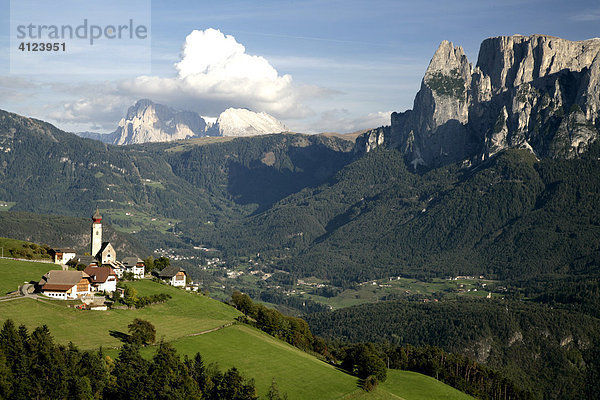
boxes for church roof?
[97,242,113,254]
[92,207,102,221]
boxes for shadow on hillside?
[227,143,354,213]
[109,330,131,344]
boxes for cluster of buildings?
[37,209,188,300]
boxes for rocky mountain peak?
[356,34,600,169]
[112,99,207,145]
[477,35,600,93]
[214,108,288,137]
[425,40,471,79]
[78,101,288,144]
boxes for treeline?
[231,292,531,397]
[509,274,600,319]
[231,292,327,356]
[333,342,532,399]
[0,319,268,400]
[0,239,52,260]
[116,285,171,308]
[306,298,600,399]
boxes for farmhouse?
[83,265,117,293]
[122,257,145,279]
[38,270,91,299]
[158,265,187,287]
[51,248,77,265]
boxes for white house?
[38,270,91,300]
[84,265,118,293]
[158,265,187,287]
[52,248,77,265]
[122,257,146,279]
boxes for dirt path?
[186,322,235,337]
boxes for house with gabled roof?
[51,248,77,265]
[84,265,118,293]
[122,257,145,279]
[158,265,187,287]
[38,270,92,300]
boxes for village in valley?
[35,209,195,309]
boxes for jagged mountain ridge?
[357,34,600,169]
[113,99,208,145]
[77,99,288,145]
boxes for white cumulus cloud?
[121,28,326,118]
[298,109,392,134]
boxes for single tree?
[128,319,156,346]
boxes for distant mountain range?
[77,99,289,145]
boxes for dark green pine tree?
[0,321,29,400]
[218,367,258,400]
[27,325,68,399]
[111,343,151,400]
[185,352,207,392]
[149,341,201,400]
[77,350,110,398]
[0,348,13,399]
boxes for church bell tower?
[91,208,102,258]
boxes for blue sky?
[1,0,600,133]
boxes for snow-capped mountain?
[77,100,288,145]
[211,108,288,137]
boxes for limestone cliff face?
[112,99,208,145]
[356,35,600,169]
[353,126,389,154]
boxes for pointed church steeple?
[92,207,102,223]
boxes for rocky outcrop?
[78,101,288,144]
[111,99,208,145]
[353,126,389,154]
[356,35,600,169]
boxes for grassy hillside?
[0,274,239,349]
[379,370,474,400]
[0,258,473,400]
[140,324,357,400]
[131,325,474,400]
[0,237,54,261]
[0,257,59,294]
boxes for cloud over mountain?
[121,28,324,119]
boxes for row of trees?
[117,285,171,309]
[231,291,327,355]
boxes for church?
[41,209,146,298]
[87,208,145,280]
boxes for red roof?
[83,266,117,283]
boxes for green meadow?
[0,259,473,400]
[0,257,59,294]
[0,273,239,348]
